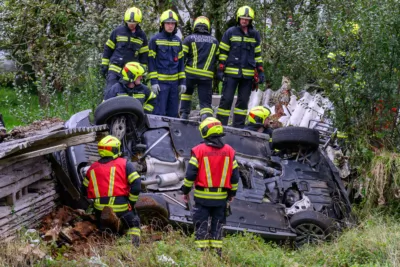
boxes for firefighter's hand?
[183,194,189,203]
[217,64,225,82]
[228,196,234,202]
[178,85,186,94]
[100,65,108,78]
[151,84,160,95]
[258,71,265,84]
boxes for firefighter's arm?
[143,90,157,114]
[139,34,149,69]
[181,155,199,195]
[102,29,116,67]
[148,37,158,85]
[228,156,239,199]
[81,176,89,198]
[218,30,231,65]
[126,161,141,207]
[182,36,190,62]
[178,41,186,86]
[254,31,263,69]
[103,84,117,101]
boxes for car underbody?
[57,96,353,247]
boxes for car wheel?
[289,211,335,248]
[94,96,145,128]
[272,127,320,150]
[135,193,169,229]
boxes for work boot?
[180,113,189,120]
[100,206,120,233]
[131,235,140,247]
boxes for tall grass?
[0,215,399,267]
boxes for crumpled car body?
[58,97,352,247]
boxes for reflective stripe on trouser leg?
[217,77,240,125]
[233,78,253,128]
[166,81,179,118]
[197,79,213,111]
[193,203,211,248]
[209,205,225,246]
[179,78,196,115]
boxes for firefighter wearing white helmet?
[101,7,149,95]
[82,135,142,246]
[180,16,219,121]
[148,9,186,117]
[217,6,265,128]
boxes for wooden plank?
[0,157,43,173]
[0,167,52,199]
[0,145,67,165]
[0,158,51,188]
[0,191,58,228]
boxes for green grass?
[0,214,399,267]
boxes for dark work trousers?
[216,77,252,128]
[179,78,213,118]
[192,203,225,249]
[94,208,141,241]
[153,81,179,117]
[104,71,121,96]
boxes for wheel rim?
[294,223,326,247]
[110,116,126,140]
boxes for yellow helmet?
[237,6,255,21]
[199,117,224,139]
[160,9,179,26]
[124,7,142,23]
[193,16,210,32]
[98,135,121,159]
[247,106,271,126]
[121,62,145,83]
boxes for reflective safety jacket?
[148,31,186,85]
[219,26,262,79]
[102,24,149,74]
[104,82,157,114]
[82,157,141,212]
[182,33,219,80]
[181,143,240,206]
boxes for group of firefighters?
[84,5,275,257]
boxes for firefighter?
[148,9,186,117]
[104,62,156,114]
[181,117,239,256]
[82,135,142,246]
[101,7,149,95]
[244,106,273,135]
[216,6,265,127]
[180,16,219,121]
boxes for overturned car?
[58,97,352,247]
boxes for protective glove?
[151,84,160,95]
[178,85,186,94]
[257,66,265,84]
[100,65,108,78]
[217,64,225,82]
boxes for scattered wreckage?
[57,85,353,247]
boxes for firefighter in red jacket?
[82,135,141,246]
[181,117,239,256]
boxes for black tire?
[94,96,145,127]
[135,193,169,229]
[290,211,336,247]
[272,127,319,150]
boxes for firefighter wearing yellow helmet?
[181,117,239,256]
[104,62,157,114]
[180,16,219,121]
[82,135,142,246]
[217,6,265,128]
[148,9,186,117]
[244,106,273,135]
[101,7,149,96]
